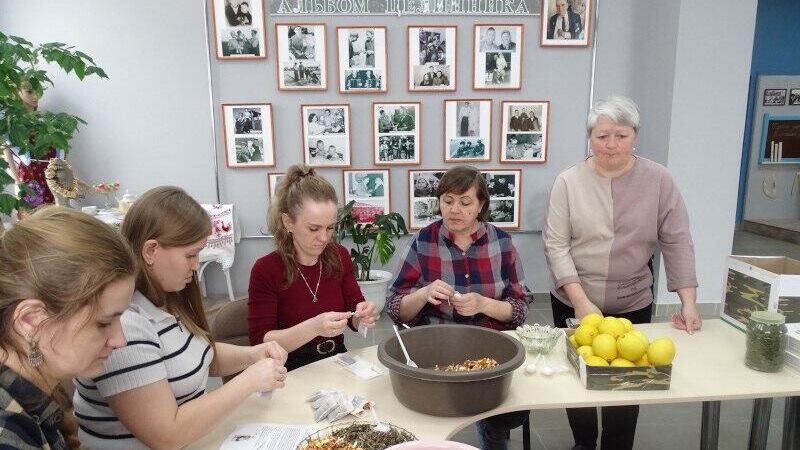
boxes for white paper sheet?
[220,423,317,450]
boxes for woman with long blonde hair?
[0,206,137,449]
[248,164,379,370]
[74,186,288,449]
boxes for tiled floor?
[206,228,797,449]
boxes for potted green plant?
[336,200,408,313]
[0,32,107,231]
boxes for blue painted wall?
[736,0,800,223]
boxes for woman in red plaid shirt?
[386,165,530,450]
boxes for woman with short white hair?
[543,95,701,450]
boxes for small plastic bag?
[350,394,371,417]
[327,393,355,422]
[312,395,339,422]
[357,320,369,338]
[306,390,330,403]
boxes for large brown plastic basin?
[377,325,525,417]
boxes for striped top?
[0,365,66,450]
[543,157,698,313]
[72,291,214,449]
[386,220,528,330]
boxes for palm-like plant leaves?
[335,200,408,281]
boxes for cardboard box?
[722,256,800,331]
[564,330,671,390]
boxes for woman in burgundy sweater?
[248,164,379,370]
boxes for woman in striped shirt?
[74,187,288,449]
[0,207,136,450]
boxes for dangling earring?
[28,337,43,368]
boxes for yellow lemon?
[597,317,626,338]
[647,338,676,366]
[568,335,579,349]
[618,317,633,332]
[634,354,650,366]
[585,355,609,366]
[577,345,594,360]
[616,332,648,362]
[630,330,649,345]
[574,325,599,346]
[610,358,636,367]
[591,333,618,361]
[580,313,604,328]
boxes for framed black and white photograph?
[408,26,456,92]
[473,24,523,90]
[791,89,800,106]
[541,0,593,47]
[301,104,351,167]
[408,170,445,229]
[343,169,390,224]
[443,99,492,162]
[337,27,388,93]
[212,0,267,60]
[764,88,788,106]
[267,172,284,199]
[275,23,327,90]
[482,169,521,229]
[373,102,421,165]
[221,103,274,168]
[500,100,549,163]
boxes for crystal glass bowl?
[515,324,564,355]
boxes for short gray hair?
[587,95,640,134]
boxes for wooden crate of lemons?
[565,314,673,390]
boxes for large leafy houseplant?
[335,200,408,282]
[0,32,107,225]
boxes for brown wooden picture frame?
[443,99,493,163]
[342,169,391,224]
[300,103,352,168]
[211,0,268,60]
[540,0,593,48]
[499,100,550,164]
[275,23,328,91]
[336,26,389,94]
[267,172,284,200]
[407,25,457,93]
[373,101,422,166]
[407,169,446,230]
[482,169,522,230]
[220,102,275,168]
[472,24,524,91]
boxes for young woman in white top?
[73,186,288,449]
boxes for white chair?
[198,204,239,302]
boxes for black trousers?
[551,294,653,450]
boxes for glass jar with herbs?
[745,311,787,372]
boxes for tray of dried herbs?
[296,421,416,450]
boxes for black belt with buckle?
[316,339,336,355]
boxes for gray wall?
[0,0,757,307]
[743,75,800,221]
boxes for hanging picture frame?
[373,102,421,166]
[473,24,523,90]
[336,26,388,93]
[482,169,522,229]
[221,103,275,168]
[408,25,457,92]
[342,169,391,224]
[300,104,351,167]
[407,169,445,230]
[275,23,327,90]
[540,0,593,47]
[763,89,788,106]
[211,0,267,60]
[500,100,550,164]
[443,99,492,162]
[267,172,284,200]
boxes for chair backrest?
[210,298,249,347]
